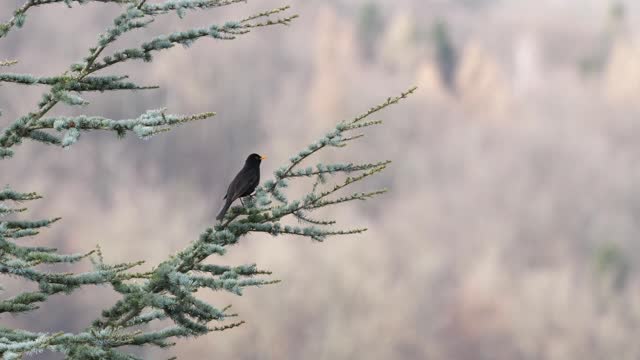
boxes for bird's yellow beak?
[260,155,267,160]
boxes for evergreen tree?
[0,1,415,358]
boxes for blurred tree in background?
[579,1,627,76]
[0,1,413,358]
[595,243,630,292]
[454,0,500,10]
[357,2,385,62]
[432,20,458,93]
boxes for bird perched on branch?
[216,153,266,221]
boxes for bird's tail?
[216,198,233,221]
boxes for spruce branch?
[140,0,247,16]
[350,86,417,124]
[0,189,151,317]
[286,160,392,178]
[261,87,415,197]
[89,6,297,72]
[305,189,389,210]
[0,188,41,202]
[231,222,368,242]
[0,110,215,149]
[292,211,337,226]
[0,73,155,91]
[0,330,64,358]
[0,0,134,39]
[0,2,297,159]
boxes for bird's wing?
[239,181,258,197]
[227,168,249,200]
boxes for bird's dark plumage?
[216,153,265,221]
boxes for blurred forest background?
[2,0,640,359]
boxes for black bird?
[216,153,266,221]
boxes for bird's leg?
[240,197,246,207]
[244,193,257,206]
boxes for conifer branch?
[0,110,215,149]
[286,160,392,178]
[0,2,296,158]
[0,188,41,202]
[141,0,247,15]
[262,87,415,196]
[0,0,134,38]
[350,86,417,124]
[89,6,297,72]
[292,211,337,226]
